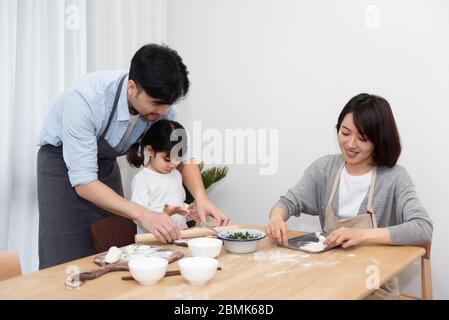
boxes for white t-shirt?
[131,167,188,234]
[338,166,372,219]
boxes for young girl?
[267,93,433,299]
[128,119,197,234]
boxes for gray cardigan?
[275,154,433,245]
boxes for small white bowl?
[128,257,168,285]
[218,229,266,254]
[188,237,223,258]
[178,257,218,286]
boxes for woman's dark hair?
[336,93,401,167]
[129,43,190,105]
[127,120,188,168]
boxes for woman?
[267,93,432,299]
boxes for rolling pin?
[135,225,239,244]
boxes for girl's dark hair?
[129,43,190,105]
[127,120,188,168]
[336,93,401,167]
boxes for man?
[37,44,228,269]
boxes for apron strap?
[367,167,377,211]
[327,162,377,211]
[99,74,128,140]
[327,162,345,208]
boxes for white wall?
[165,0,449,298]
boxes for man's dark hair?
[336,93,402,167]
[129,43,190,105]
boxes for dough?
[125,244,136,254]
[104,246,122,264]
[299,235,328,253]
[135,245,151,253]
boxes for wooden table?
[0,225,424,299]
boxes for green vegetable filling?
[225,231,259,240]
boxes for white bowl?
[128,257,168,285]
[217,229,266,254]
[178,257,218,286]
[188,237,223,258]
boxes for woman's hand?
[325,227,391,248]
[324,227,368,248]
[267,208,288,245]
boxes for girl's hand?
[324,227,368,248]
[163,204,190,216]
[267,213,288,245]
[185,204,201,224]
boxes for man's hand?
[195,197,229,226]
[178,161,229,226]
[73,180,181,243]
[137,210,181,244]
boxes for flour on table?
[254,250,309,264]
[303,263,313,268]
[264,270,291,278]
[120,244,173,261]
[165,284,209,300]
[299,234,328,253]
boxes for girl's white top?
[131,167,188,234]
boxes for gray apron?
[324,162,399,299]
[38,74,129,269]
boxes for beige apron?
[324,162,400,300]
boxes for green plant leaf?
[184,162,228,204]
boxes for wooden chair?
[0,250,22,281]
[90,215,137,253]
[400,243,432,300]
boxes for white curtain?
[0,0,166,273]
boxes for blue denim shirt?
[37,70,190,187]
